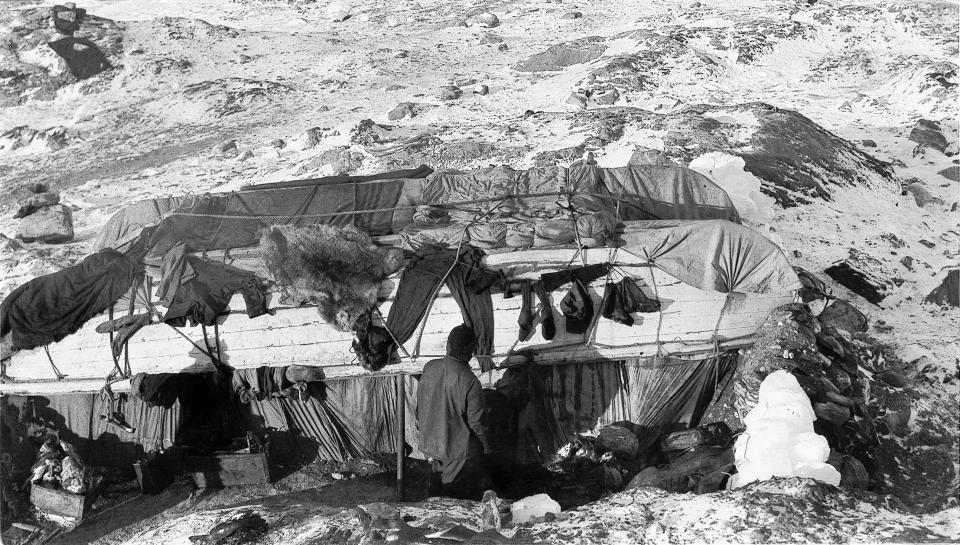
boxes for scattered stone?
[218,140,239,158]
[924,269,958,307]
[388,102,415,121]
[270,138,286,149]
[15,192,60,219]
[16,204,74,244]
[394,50,409,59]
[289,127,324,151]
[29,183,49,194]
[561,11,583,19]
[596,424,640,459]
[696,465,735,494]
[839,455,869,489]
[689,1,702,7]
[824,262,888,305]
[903,182,943,207]
[876,370,908,388]
[438,85,462,101]
[792,249,803,258]
[813,401,851,426]
[479,32,503,45]
[565,92,588,109]
[326,1,351,22]
[907,119,948,152]
[626,466,661,489]
[510,493,560,524]
[0,233,23,252]
[937,165,960,181]
[861,139,877,147]
[469,12,500,28]
[884,404,911,436]
[474,84,490,96]
[591,88,619,105]
[498,43,509,51]
[480,490,503,530]
[514,37,606,72]
[237,150,253,162]
[817,299,868,333]
[899,256,914,270]
[919,239,935,248]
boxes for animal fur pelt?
[260,224,404,331]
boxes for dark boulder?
[514,37,606,72]
[907,119,948,152]
[14,192,60,219]
[818,299,868,333]
[16,204,74,243]
[824,262,888,305]
[925,269,958,307]
[596,424,640,459]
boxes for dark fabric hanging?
[0,249,141,351]
[158,243,269,327]
[385,245,497,371]
[600,278,661,326]
[560,278,594,335]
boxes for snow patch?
[688,152,776,228]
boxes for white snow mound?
[730,370,841,489]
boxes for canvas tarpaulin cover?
[94,166,434,255]
[241,374,418,463]
[496,353,738,464]
[13,393,181,467]
[95,164,741,258]
[619,220,801,294]
[420,164,741,224]
[239,352,735,465]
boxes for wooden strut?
[395,373,405,502]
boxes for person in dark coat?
[416,324,493,499]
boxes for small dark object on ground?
[824,262,888,304]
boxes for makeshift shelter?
[1,163,797,469]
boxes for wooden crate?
[30,485,91,519]
[189,452,271,488]
[134,448,187,494]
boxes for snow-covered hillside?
[1,0,957,542]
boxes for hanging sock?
[533,282,556,340]
[601,282,634,326]
[517,281,534,342]
[600,278,661,327]
[560,278,593,335]
[621,278,661,313]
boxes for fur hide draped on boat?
[259,224,404,331]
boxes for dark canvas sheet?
[25,393,181,467]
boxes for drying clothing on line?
[600,278,661,326]
[232,366,288,403]
[540,263,609,292]
[505,280,555,342]
[158,243,269,327]
[385,245,497,371]
[0,249,141,351]
[96,313,152,358]
[560,278,594,335]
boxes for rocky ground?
[1,0,958,542]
